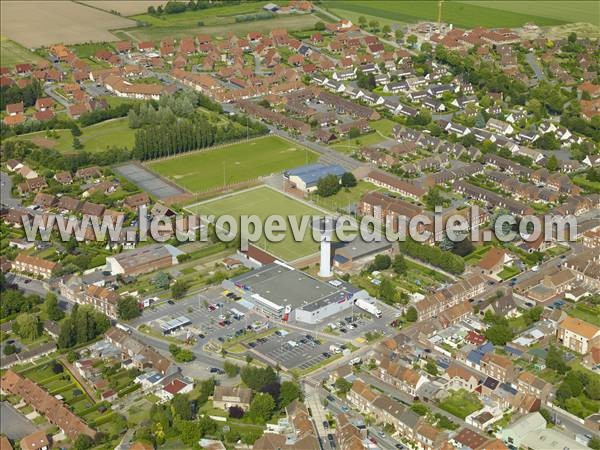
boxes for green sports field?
[323,0,599,28]
[187,186,325,261]
[148,136,318,193]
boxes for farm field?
[148,135,318,193]
[131,2,270,27]
[0,36,44,67]
[322,0,574,28]
[0,1,135,48]
[80,1,166,16]
[187,186,325,261]
[13,118,136,154]
[121,13,319,41]
[459,1,599,25]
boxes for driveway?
[0,402,37,440]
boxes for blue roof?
[467,350,484,365]
[334,254,349,263]
[285,164,346,187]
[478,342,494,354]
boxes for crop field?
[322,0,597,28]
[148,135,318,193]
[13,118,136,154]
[0,36,44,67]
[0,1,135,48]
[80,1,166,16]
[122,13,319,41]
[187,186,325,261]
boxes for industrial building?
[284,163,346,193]
[222,261,372,324]
[105,244,183,276]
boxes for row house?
[480,353,518,383]
[360,147,396,168]
[364,170,426,199]
[13,253,60,279]
[453,181,534,216]
[516,371,554,402]
[376,358,428,396]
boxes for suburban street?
[0,171,21,208]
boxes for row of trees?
[399,239,465,275]
[0,78,42,111]
[316,172,357,197]
[57,304,110,349]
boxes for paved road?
[0,402,37,440]
[0,171,21,208]
[525,53,546,82]
[45,85,71,108]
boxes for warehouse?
[105,243,183,276]
[222,261,372,324]
[284,163,346,193]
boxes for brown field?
[31,137,56,149]
[0,1,136,48]
[80,1,167,16]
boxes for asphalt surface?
[1,171,21,208]
[0,402,38,440]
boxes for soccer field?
[147,136,318,194]
[187,187,325,261]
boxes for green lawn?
[329,132,387,154]
[148,135,318,193]
[12,118,136,153]
[322,0,589,28]
[70,42,114,59]
[438,389,483,420]
[0,36,44,67]
[308,180,382,212]
[370,118,396,137]
[568,303,600,327]
[497,265,520,281]
[573,175,600,194]
[187,186,325,261]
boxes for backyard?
[438,389,483,420]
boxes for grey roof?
[229,262,359,312]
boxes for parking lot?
[247,330,345,371]
[288,299,401,341]
[129,287,264,345]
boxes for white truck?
[349,357,362,365]
[355,298,382,318]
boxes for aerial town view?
[0,0,599,449]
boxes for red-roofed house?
[157,378,193,402]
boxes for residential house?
[12,253,60,279]
[557,316,600,354]
[480,353,517,383]
[213,385,252,411]
[19,431,49,450]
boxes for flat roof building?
[223,261,371,324]
[106,244,183,276]
[284,164,346,192]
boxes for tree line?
[58,304,110,349]
[399,238,465,275]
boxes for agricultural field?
[187,186,325,261]
[80,1,166,16]
[121,13,319,41]
[0,36,44,67]
[459,1,600,25]
[322,0,590,28]
[0,1,135,48]
[148,135,318,193]
[12,118,136,154]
